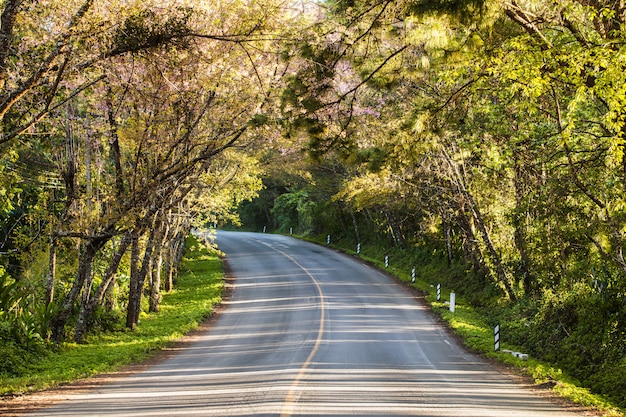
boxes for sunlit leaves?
[191,150,263,227]
[335,169,396,211]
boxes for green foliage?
[498,282,626,409]
[0,235,223,395]
[271,191,317,234]
[470,279,624,410]
[237,177,291,231]
[0,267,52,376]
[328,0,487,24]
[86,305,126,334]
[2,0,626,411]
[0,267,19,313]
[0,149,21,218]
[357,147,388,172]
[276,2,626,410]
[407,0,487,23]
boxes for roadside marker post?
[290,227,293,235]
[327,234,331,245]
[357,243,361,255]
[384,255,389,268]
[494,324,500,352]
[263,226,266,233]
[449,292,456,313]
[437,283,441,301]
[411,267,416,283]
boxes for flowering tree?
[0,0,303,343]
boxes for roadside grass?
[0,235,223,396]
[304,233,625,417]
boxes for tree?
[0,0,303,344]
[278,0,626,403]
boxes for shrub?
[513,284,626,409]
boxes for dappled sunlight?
[229,275,312,286]
[34,362,575,416]
[225,296,316,306]
[29,232,582,417]
[219,297,320,314]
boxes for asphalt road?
[27,231,587,416]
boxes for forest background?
[0,0,625,412]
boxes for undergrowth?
[0,235,223,396]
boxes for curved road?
[28,231,586,416]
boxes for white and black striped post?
[263,226,267,233]
[411,266,416,283]
[437,283,441,301]
[384,255,389,268]
[494,324,500,352]
[327,234,331,245]
[290,227,293,236]
[357,243,361,255]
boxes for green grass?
[0,236,223,395]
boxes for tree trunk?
[456,209,482,270]
[74,233,131,343]
[126,223,158,329]
[164,244,174,293]
[465,190,516,300]
[50,235,109,343]
[442,218,453,265]
[175,234,186,264]
[167,231,187,289]
[141,257,153,317]
[126,234,141,330]
[45,235,57,306]
[104,274,117,311]
[149,247,163,313]
[350,211,361,244]
[106,86,125,196]
[149,221,167,313]
[384,211,399,247]
[443,150,517,300]
[165,236,179,293]
[75,252,95,342]
[512,151,535,296]
[362,208,376,240]
[161,216,189,294]
[0,0,21,93]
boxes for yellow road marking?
[252,238,326,417]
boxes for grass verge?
[0,235,223,396]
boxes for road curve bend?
[26,231,589,416]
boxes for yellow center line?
[252,238,326,417]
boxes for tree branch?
[0,74,107,146]
[504,1,551,50]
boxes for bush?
[86,305,126,334]
[0,266,52,377]
[502,284,626,409]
